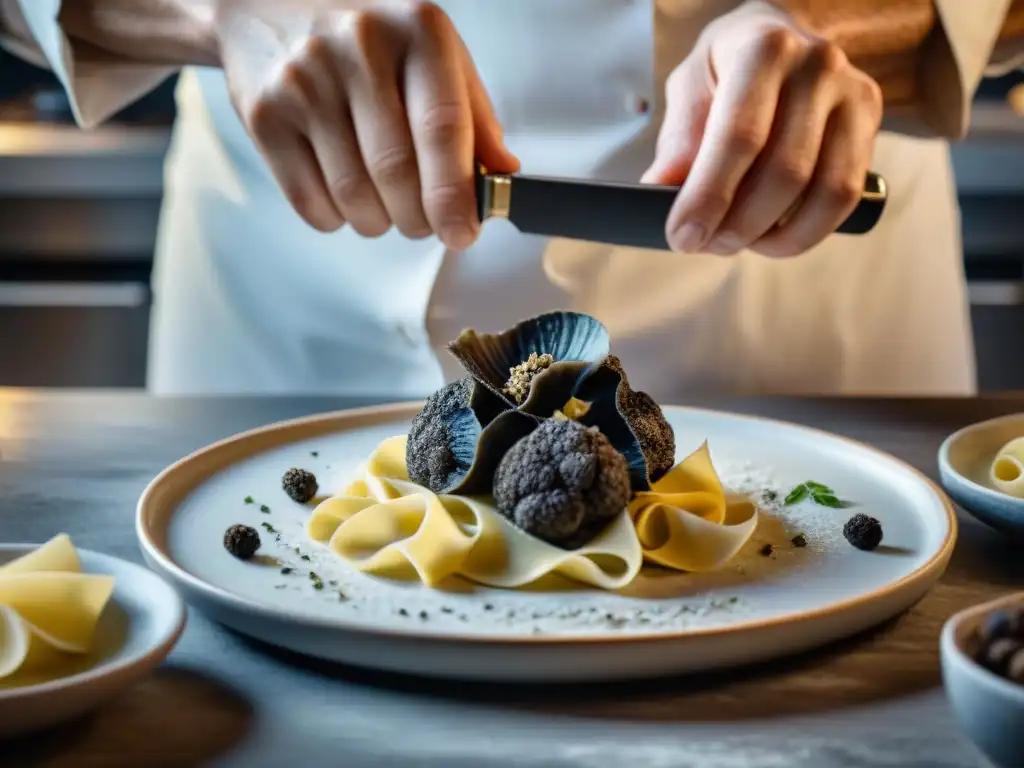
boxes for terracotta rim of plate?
[136,401,958,646]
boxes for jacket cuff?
[8,0,176,129]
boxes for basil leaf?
[812,492,844,508]
[805,481,832,493]
[784,484,810,505]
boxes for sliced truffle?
[574,355,675,489]
[493,419,631,549]
[620,387,675,482]
[842,513,883,551]
[282,467,318,503]
[407,379,475,492]
[406,377,535,495]
[224,524,260,559]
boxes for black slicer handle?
[476,164,888,248]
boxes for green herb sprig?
[784,481,851,508]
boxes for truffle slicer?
[475,164,887,249]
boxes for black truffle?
[981,608,1024,644]
[594,356,675,484]
[983,638,1024,675]
[1008,648,1024,684]
[224,524,260,559]
[842,513,883,551]
[620,388,675,483]
[406,378,473,492]
[282,467,318,503]
[492,418,631,549]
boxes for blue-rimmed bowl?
[941,591,1024,767]
[938,414,1024,538]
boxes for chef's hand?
[642,1,883,257]
[215,1,518,248]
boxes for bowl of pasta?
[939,413,1024,538]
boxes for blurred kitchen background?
[1,50,1024,390]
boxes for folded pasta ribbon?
[0,534,115,679]
[629,441,759,571]
[307,435,643,590]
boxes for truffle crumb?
[493,418,631,548]
[282,467,318,503]
[759,543,775,557]
[791,534,807,548]
[224,524,260,560]
[843,513,883,551]
[503,352,553,403]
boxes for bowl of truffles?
[941,591,1024,767]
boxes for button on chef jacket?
[6,1,1024,401]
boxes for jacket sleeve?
[925,0,1024,138]
[0,0,176,129]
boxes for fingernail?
[443,221,476,251]
[708,232,743,255]
[672,222,706,253]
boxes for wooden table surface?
[2,390,1023,768]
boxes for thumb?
[460,44,519,174]
[641,54,713,185]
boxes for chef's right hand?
[214,1,519,249]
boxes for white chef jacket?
[5,1,1024,401]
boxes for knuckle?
[806,39,848,76]
[769,154,815,189]
[281,60,319,108]
[367,145,418,188]
[419,101,467,148]
[351,10,388,51]
[753,26,803,65]
[723,123,767,155]
[823,174,862,210]
[856,76,884,119]
[245,91,280,137]
[299,33,334,71]
[326,169,373,206]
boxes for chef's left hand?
[642,1,883,257]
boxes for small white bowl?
[0,543,186,739]
[941,591,1024,767]
[938,414,1024,538]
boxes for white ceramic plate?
[137,403,956,683]
[938,413,1024,538]
[0,545,186,738]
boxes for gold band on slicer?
[480,174,512,219]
